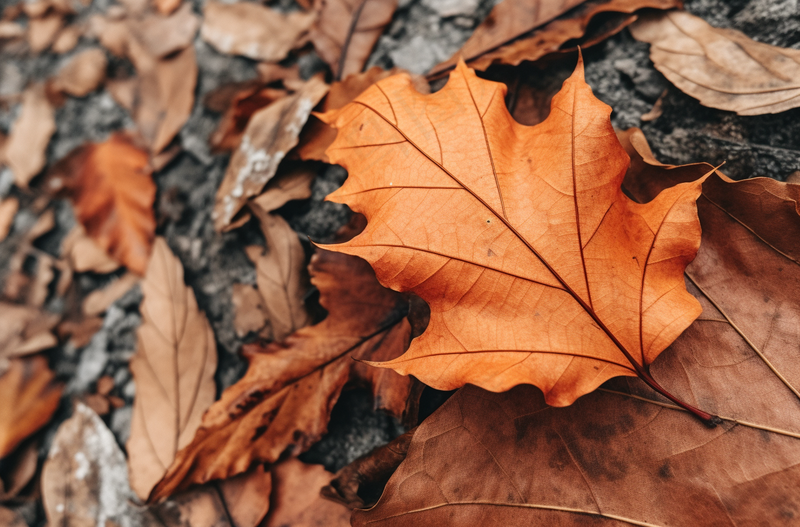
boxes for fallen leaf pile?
[1,0,800,525]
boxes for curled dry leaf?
[309,0,398,80]
[61,224,121,274]
[0,356,62,459]
[209,84,288,153]
[213,76,328,231]
[0,303,59,374]
[0,197,18,242]
[82,272,140,317]
[246,211,310,341]
[0,441,39,500]
[263,460,350,527]
[150,248,417,500]
[298,67,429,163]
[201,1,315,62]
[51,48,107,97]
[631,10,800,115]
[127,238,217,501]
[322,427,415,509]
[321,58,714,415]
[231,283,269,338]
[3,83,55,188]
[434,0,682,76]
[129,2,199,58]
[47,133,156,275]
[250,163,315,213]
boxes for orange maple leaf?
[320,57,715,418]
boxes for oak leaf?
[430,0,681,76]
[47,133,156,275]
[127,238,218,500]
[355,131,800,525]
[150,246,417,500]
[0,357,62,459]
[630,10,800,115]
[309,0,398,80]
[321,58,711,409]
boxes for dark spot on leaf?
[658,461,673,479]
[252,425,268,441]
[359,124,364,131]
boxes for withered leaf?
[51,24,82,53]
[263,460,350,527]
[82,272,140,317]
[150,248,416,500]
[213,76,328,231]
[631,10,800,115]
[127,238,217,501]
[0,303,59,375]
[0,356,62,459]
[356,131,800,525]
[0,441,39,500]
[432,0,681,75]
[322,427,415,509]
[309,0,398,80]
[28,13,64,52]
[61,224,121,274]
[200,1,315,62]
[246,211,310,342]
[209,85,288,153]
[51,47,107,97]
[47,133,156,275]
[0,507,26,527]
[231,283,269,338]
[429,0,585,76]
[129,2,199,58]
[0,197,18,242]
[298,67,429,163]
[321,58,712,411]
[250,164,315,213]
[3,83,55,188]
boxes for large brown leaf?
[630,10,800,115]
[309,0,398,80]
[47,133,156,275]
[0,356,62,459]
[431,0,681,76]
[150,247,416,500]
[320,58,713,411]
[354,132,800,526]
[127,238,218,500]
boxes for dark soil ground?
[0,0,798,524]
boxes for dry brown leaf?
[127,237,217,501]
[0,356,62,459]
[51,47,107,97]
[246,212,310,341]
[42,403,163,527]
[150,247,416,500]
[0,441,39,500]
[434,0,681,75]
[57,316,104,348]
[106,76,137,112]
[231,282,269,338]
[208,85,288,153]
[4,83,55,188]
[263,460,350,527]
[0,197,18,242]
[322,427,415,509]
[129,2,199,58]
[0,21,25,42]
[51,23,82,53]
[256,63,301,85]
[250,164,315,213]
[28,12,64,52]
[200,1,315,61]
[309,0,398,80]
[47,133,156,275]
[631,10,800,114]
[321,59,713,413]
[0,303,59,374]
[213,76,328,231]
[0,507,26,527]
[82,272,140,316]
[61,224,121,274]
[298,67,429,162]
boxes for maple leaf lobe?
[320,58,706,407]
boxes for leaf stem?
[635,366,721,428]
